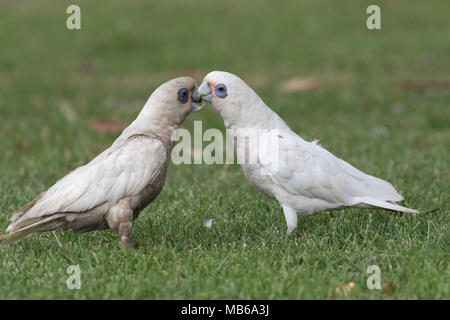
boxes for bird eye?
[177,88,189,104]
[214,84,228,98]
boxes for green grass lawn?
[0,0,448,299]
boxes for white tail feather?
[355,197,420,214]
[0,218,57,246]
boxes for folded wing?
[259,129,404,207]
[8,135,167,231]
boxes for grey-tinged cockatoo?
[0,77,204,249]
[195,71,422,235]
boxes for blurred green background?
[0,0,448,299]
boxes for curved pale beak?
[191,86,204,112]
[197,81,213,102]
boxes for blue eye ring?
[177,88,189,104]
[215,83,228,98]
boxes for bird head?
[146,77,204,126]
[155,76,204,113]
[193,71,260,128]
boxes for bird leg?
[282,204,298,236]
[118,221,135,250]
[106,202,136,250]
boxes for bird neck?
[224,97,289,132]
[115,100,183,149]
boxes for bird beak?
[191,86,204,112]
[197,81,213,102]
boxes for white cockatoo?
[195,71,421,235]
[1,77,204,248]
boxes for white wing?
[259,129,403,206]
[13,134,167,221]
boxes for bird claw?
[120,240,136,252]
[286,225,293,236]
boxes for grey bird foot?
[286,225,293,236]
[120,239,136,252]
